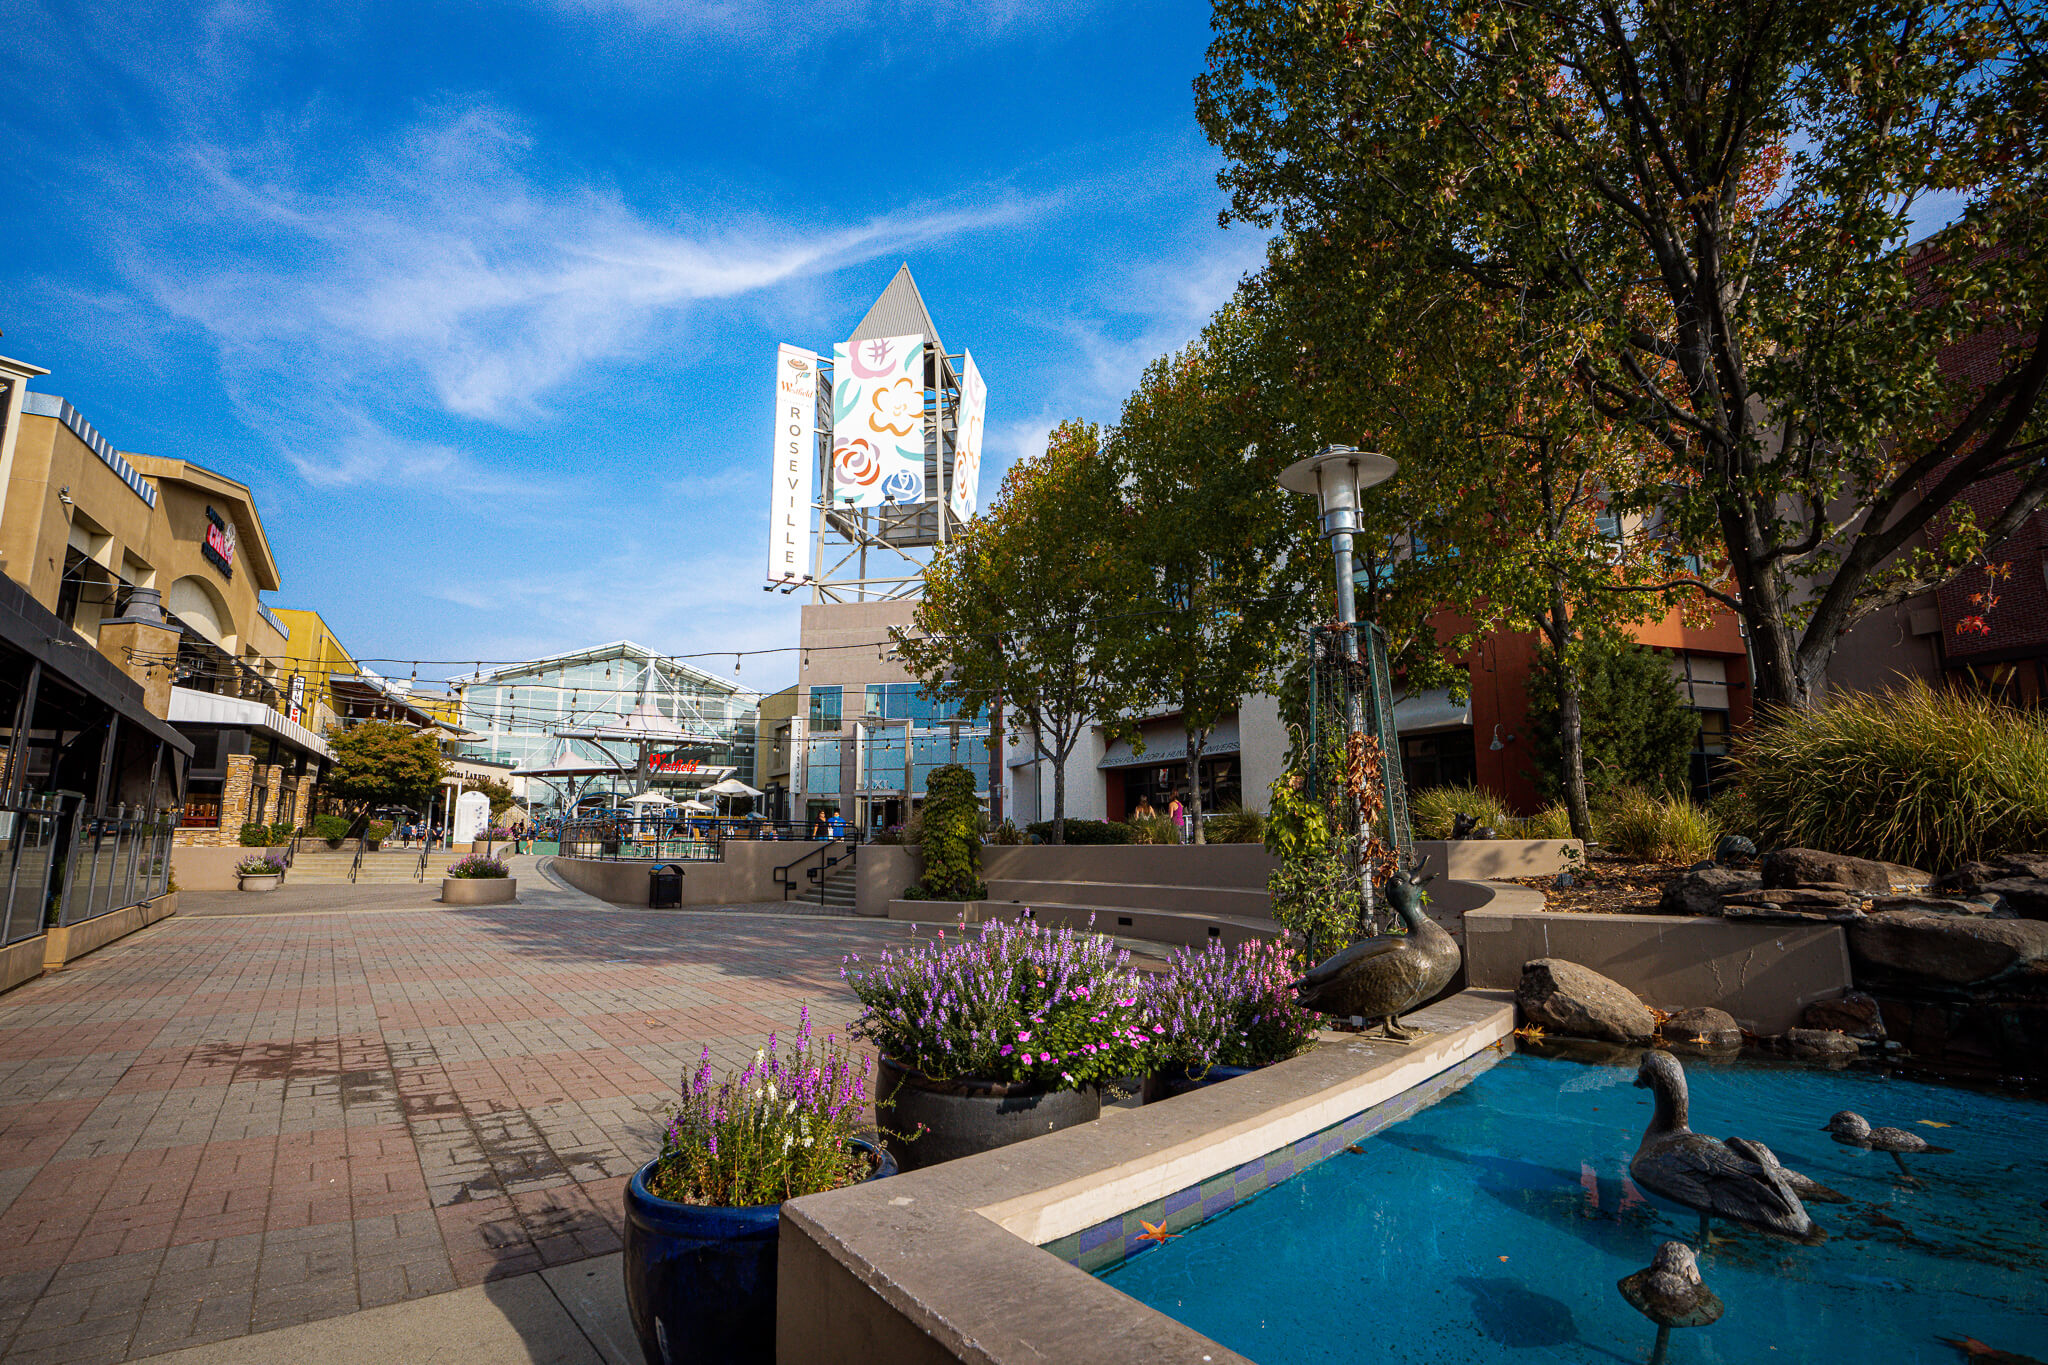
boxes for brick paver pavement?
[0,893,917,1363]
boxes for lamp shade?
[1276,446,1398,536]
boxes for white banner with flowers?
[830,333,926,508]
[949,349,985,524]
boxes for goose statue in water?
[1293,854,1461,1041]
[1630,1050,1821,1242]
[1822,1111,1954,1179]
[1724,1137,1850,1204]
[1618,1241,1723,1365]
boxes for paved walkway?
[0,859,916,1362]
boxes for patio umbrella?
[626,790,680,805]
[679,800,713,813]
[702,777,764,798]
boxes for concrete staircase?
[286,851,428,886]
[814,859,857,910]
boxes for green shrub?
[1599,787,1719,863]
[1511,803,1578,841]
[1024,818,1131,845]
[1728,681,2048,869]
[364,820,392,850]
[313,814,352,846]
[1408,784,1515,840]
[268,822,296,845]
[1526,635,1700,800]
[1204,803,1267,844]
[912,765,986,901]
[237,823,271,847]
[1268,847,1365,957]
[1126,814,1180,844]
[445,854,508,879]
[984,818,1026,846]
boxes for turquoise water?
[1099,1050,2048,1364]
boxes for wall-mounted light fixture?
[57,486,73,506]
[1489,724,1516,752]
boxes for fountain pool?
[1095,1049,2048,1364]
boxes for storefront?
[1098,716,1243,822]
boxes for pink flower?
[1017,1031,1032,1043]
[1040,1052,1053,1063]
[999,1045,1013,1056]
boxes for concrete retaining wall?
[43,893,178,970]
[172,844,293,891]
[547,841,835,907]
[1463,900,1851,1033]
[0,934,46,996]
[1413,838,1581,880]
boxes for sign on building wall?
[287,674,306,725]
[202,507,237,578]
[767,344,818,585]
[950,350,985,524]
[830,334,925,508]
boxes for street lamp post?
[1278,445,1399,924]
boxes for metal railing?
[348,845,364,884]
[0,795,64,947]
[415,846,429,883]
[554,817,829,862]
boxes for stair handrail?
[816,841,857,906]
[416,845,429,883]
[348,843,364,884]
[773,838,838,901]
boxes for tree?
[323,722,446,814]
[1103,307,1317,843]
[1526,633,1701,802]
[1199,0,2047,708]
[894,422,1131,843]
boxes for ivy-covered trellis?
[1304,621,1412,931]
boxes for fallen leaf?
[1498,1255,1509,1262]
[1136,1220,1178,1245]
[1918,1120,1952,1128]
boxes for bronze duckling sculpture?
[1822,1110,1954,1178]
[1618,1241,1723,1365]
[1724,1136,1850,1204]
[1630,1050,1821,1243]
[1293,855,1460,1040]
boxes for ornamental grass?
[1143,939,1319,1071]
[646,1006,874,1207]
[1598,787,1720,863]
[842,916,1151,1090]
[1408,784,1515,839]
[1727,681,2048,870]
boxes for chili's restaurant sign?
[202,507,237,578]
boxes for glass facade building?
[453,642,759,804]
[798,681,989,830]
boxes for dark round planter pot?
[876,1056,1101,1171]
[622,1138,895,1365]
[1140,1062,1257,1105]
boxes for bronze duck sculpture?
[1724,1137,1850,1204]
[1822,1110,1954,1178]
[1630,1050,1821,1243]
[1293,855,1461,1040]
[1618,1241,1723,1365]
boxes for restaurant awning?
[1393,688,1472,734]
[1097,717,1241,771]
[168,686,333,760]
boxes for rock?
[1723,888,1862,909]
[1660,867,1761,916]
[1687,859,1716,872]
[1803,991,1885,1039]
[1714,834,1758,866]
[1517,959,1657,1045]
[1994,852,2048,880]
[1939,860,2003,895]
[1976,877,2048,920]
[1722,904,1864,926]
[1848,911,2048,987]
[1866,894,1995,917]
[1761,847,1932,893]
[1663,1006,1742,1047]
[1782,1027,1861,1058]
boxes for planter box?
[441,877,516,905]
[625,1139,894,1365]
[877,1057,1100,1172]
[237,874,281,892]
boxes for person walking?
[811,810,828,840]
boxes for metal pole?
[1329,526,1376,926]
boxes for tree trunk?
[1185,720,1208,846]
[1546,575,1597,846]
[1050,738,1067,845]
[1720,499,1819,711]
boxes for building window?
[1401,729,1477,792]
[182,787,222,828]
[1121,757,1241,816]
[805,735,841,796]
[808,686,842,732]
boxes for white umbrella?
[626,790,680,806]
[679,799,713,813]
[702,777,764,798]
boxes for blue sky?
[0,0,1257,693]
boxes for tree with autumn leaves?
[1199,0,2047,710]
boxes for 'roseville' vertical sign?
[768,344,817,585]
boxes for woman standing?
[1168,793,1188,844]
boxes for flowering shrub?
[646,1006,874,1206]
[842,916,1152,1090]
[445,854,509,879]
[485,826,514,840]
[1144,940,1319,1071]
[235,854,286,877]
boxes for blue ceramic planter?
[622,1139,894,1365]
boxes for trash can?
[649,863,685,909]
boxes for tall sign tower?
[764,265,986,603]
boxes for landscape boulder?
[1977,879,2048,920]
[1865,894,1995,917]
[1780,1027,1861,1058]
[1713,834,1758,867]
[1848,911,2048,987]
[1719,888,1863,924]
[1659,866,1761,916]
[1762,847,1932,893]
[1802,991,1885,1040]
[1663,1006,1742,1048]
[1517,959,1657,1045]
